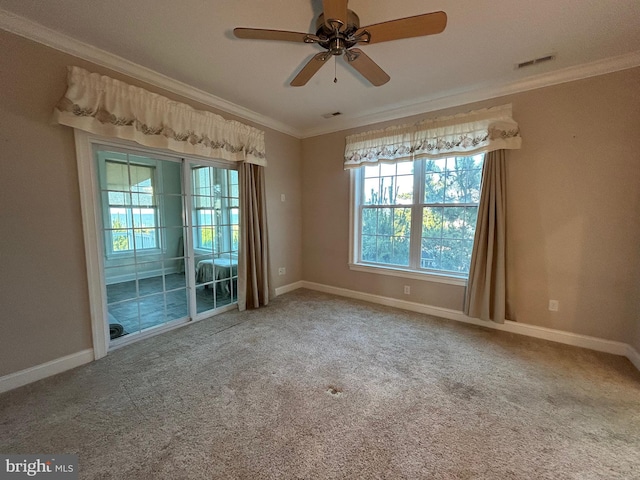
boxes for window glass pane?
[132,207,156,229]
[131,193,154,206]
[363,178,380,205]
[425,159,446,173]
[468,169,483,203]
[361,235,377,262]
[461,240,474,272]
[110,208,130,229]
[362,208,377,235]
[445,157,461,172]
[364,165,380,178]
[231,225,239,252]
[379,163,396,176]
[392,237,410,266]
[463,207,479,239]
[442,207,466,238]
[377,208,393,235]
[194,195,212,209]
[393,208,411,237]
[395,175,413,204]
[201,227,215,251]
[112,229,131,252]
[105,161,130,191]
[108,191,129,205]
[424,172,445,203]
[421,239,442,270]
[444,171,464,203]
[133,228,157,249]
[376,236,393,264]
[441,239,463,272]
[396,161,413,175]
[379,177,396,204]
[422,207,443,238]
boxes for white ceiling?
[1,0,640,138]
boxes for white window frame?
[349,156,484,287]
[97,151,164,258]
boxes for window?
[354,154,484,280]
[104,159,160,254]
[192,166,239,255]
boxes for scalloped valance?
[344,104,521,169]
[53,66,266,166]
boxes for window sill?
[348,263,468,287]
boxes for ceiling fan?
[233,0,447,87]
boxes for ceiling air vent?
[516,54,556,69]
[322,112,342,119]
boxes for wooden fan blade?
[358,11,447,44]
[344,49,390,86]
[291,53,331,86]
[234,28,309,43]
[322,0,349,31]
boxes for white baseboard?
[0,349,94,394]
[3,283,637,394]
[274,281,305,297]
[295,281,634,362]
[627,344,640,371]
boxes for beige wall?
[1,27,638,380]
[302,67,640,344]
[0,30,303,376]
[635,291,640,353]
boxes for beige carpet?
[1,289,639,479]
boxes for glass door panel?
[97,147,189,342]
[191,164,239,314]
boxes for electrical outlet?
[278,267,286,276]
[548,300,559,312]
[403,285,410,295]
[280,193,286,202]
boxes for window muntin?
[356,154,484,277]
[104,160,159,253]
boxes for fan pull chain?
[334,56,338,83]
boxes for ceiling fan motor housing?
[316,10,361,54]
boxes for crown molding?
[299,50,640,138]
[3,7,639,141]
[0,8,302,139]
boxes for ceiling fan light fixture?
[233,1,447,87]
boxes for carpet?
[1,289,639,479]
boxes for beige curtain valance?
[53,66,266,166]
[344,104,521,169]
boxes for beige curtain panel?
[344,104,521,169]
[238,163,270,310]
[464,149,507,322]
[53,66,266,166]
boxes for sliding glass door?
[94,144,239,346]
